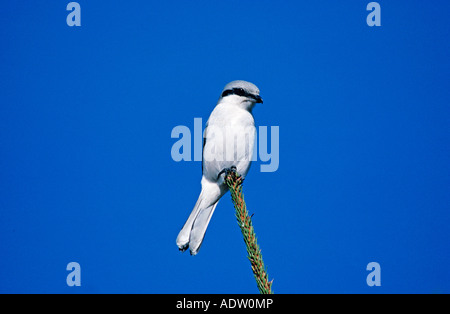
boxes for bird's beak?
[255,95,263,104]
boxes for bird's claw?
[226,166,237,176]
[218,166,238,180]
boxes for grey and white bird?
[176,80,263,255]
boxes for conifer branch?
[225,171,274,294]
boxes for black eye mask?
[221,88,262,103]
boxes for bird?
[176,80,263,255]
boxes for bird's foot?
[218,166,237,179]
[220,166,244,186]
[227,166,237,176]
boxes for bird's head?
[220,80,263,111]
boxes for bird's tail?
[176,179,225,255]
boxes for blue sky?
[0,1,449,293]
